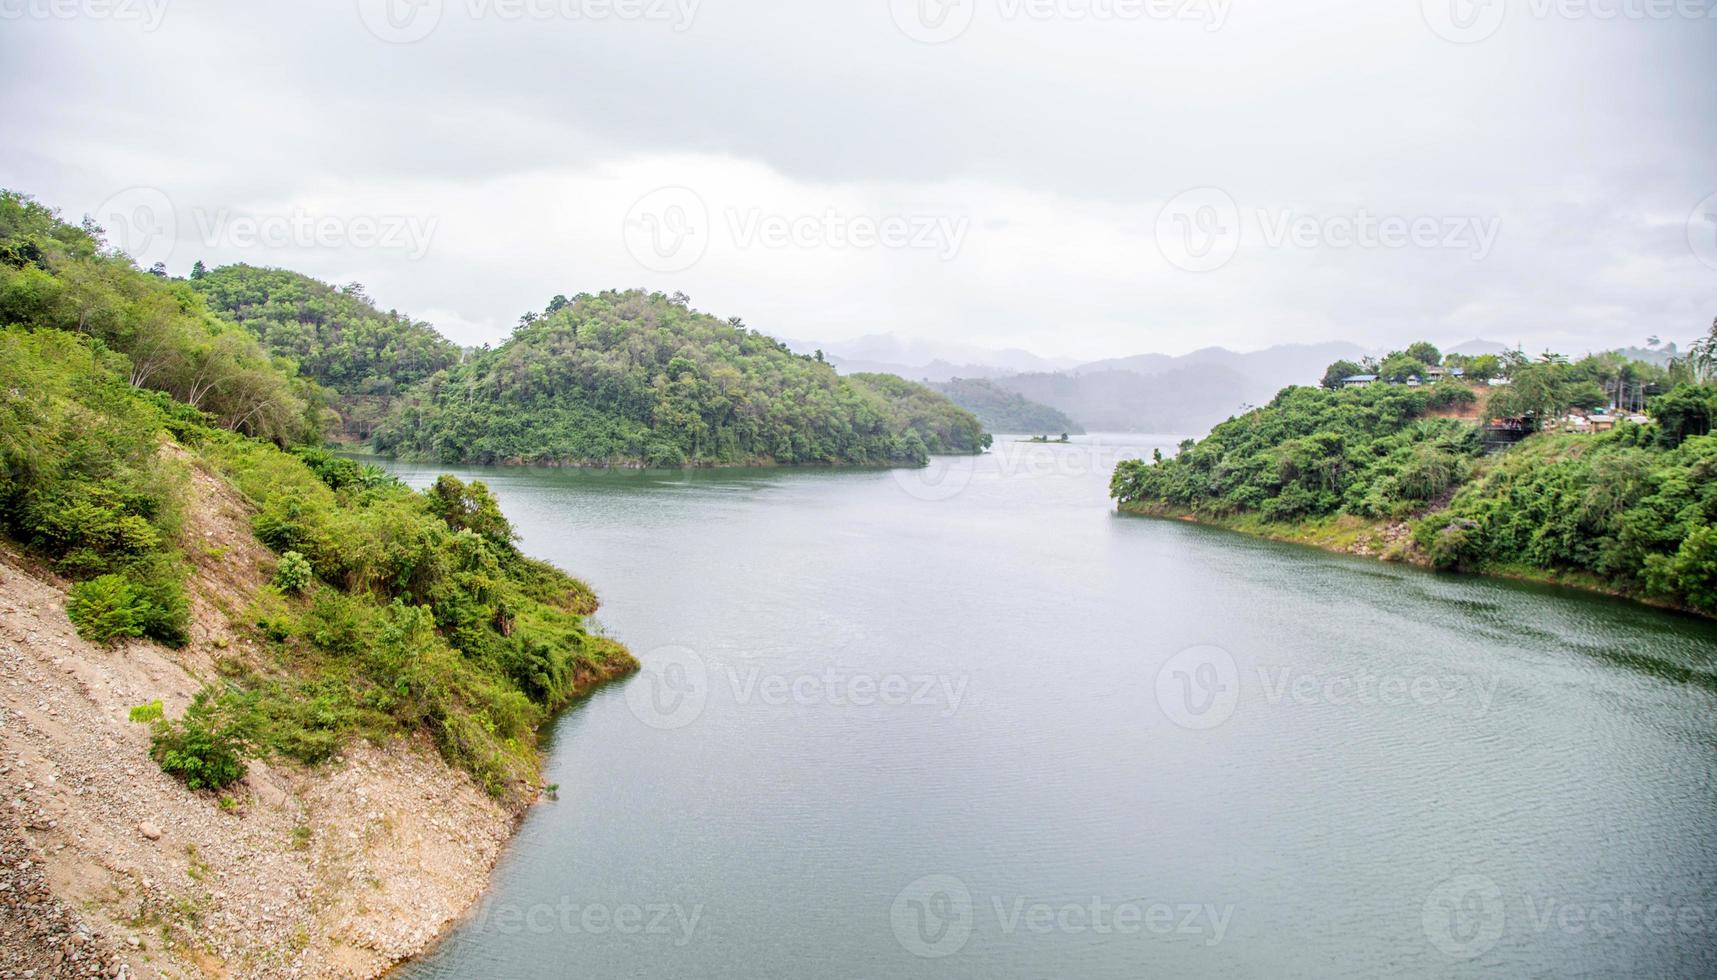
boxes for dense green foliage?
[190,265,460,439]
[930,377,1085,434]
[375,290,989,467]
[0,191,635,796]
[0,328,192,646]
[1409,425,1717,614]
[0,192,322,444]
[149,701,247,791]
[1112,363,1717,615]
[1111,382,1482,522]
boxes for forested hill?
[189,264,460,440]
[1110,344,1717,616]
[930,377,1085,434]
[0,189,635,798]
[374,290,991,467]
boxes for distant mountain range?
[798,335,1370,435]
[783,334,1078,381]
[799,333,1677,437]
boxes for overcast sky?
[2,0,1713,359]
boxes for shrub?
[128,699,164,724]
[66,574,145,643]
[274,551,314,594]
[151,715,246,791]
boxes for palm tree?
[1670,317,1717,385]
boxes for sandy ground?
[0,458,520,978]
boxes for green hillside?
[1110,342,1717,616]
[190,264,461,440]
[374,290,991,467]
[0,190,633,797]
[930,377,1084,434]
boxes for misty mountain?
[1444,338,1512,357]
[990,365,1263,435]
[929,378,1084,434]
[1073,342,1366,386]
[783,334,1078,380]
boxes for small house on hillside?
[1340,374,1378,388]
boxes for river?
[383,434,1717,979]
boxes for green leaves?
[66,574,146,644]
[373,290,988,468]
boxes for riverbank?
[0,451,630,978]
[1116,500,1712,620]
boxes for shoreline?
[1115,500,1713,621]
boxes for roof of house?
[1342,374,1378,382]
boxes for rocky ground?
[0,458,521,978]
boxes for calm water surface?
[386,435,1717,979]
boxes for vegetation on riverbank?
[374,289,990,467]
[0,190,635,798]
[1111,336,1717,616]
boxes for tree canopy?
[374,290,990,467]
[190,264,461,439]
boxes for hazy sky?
[3,0,1713,359]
